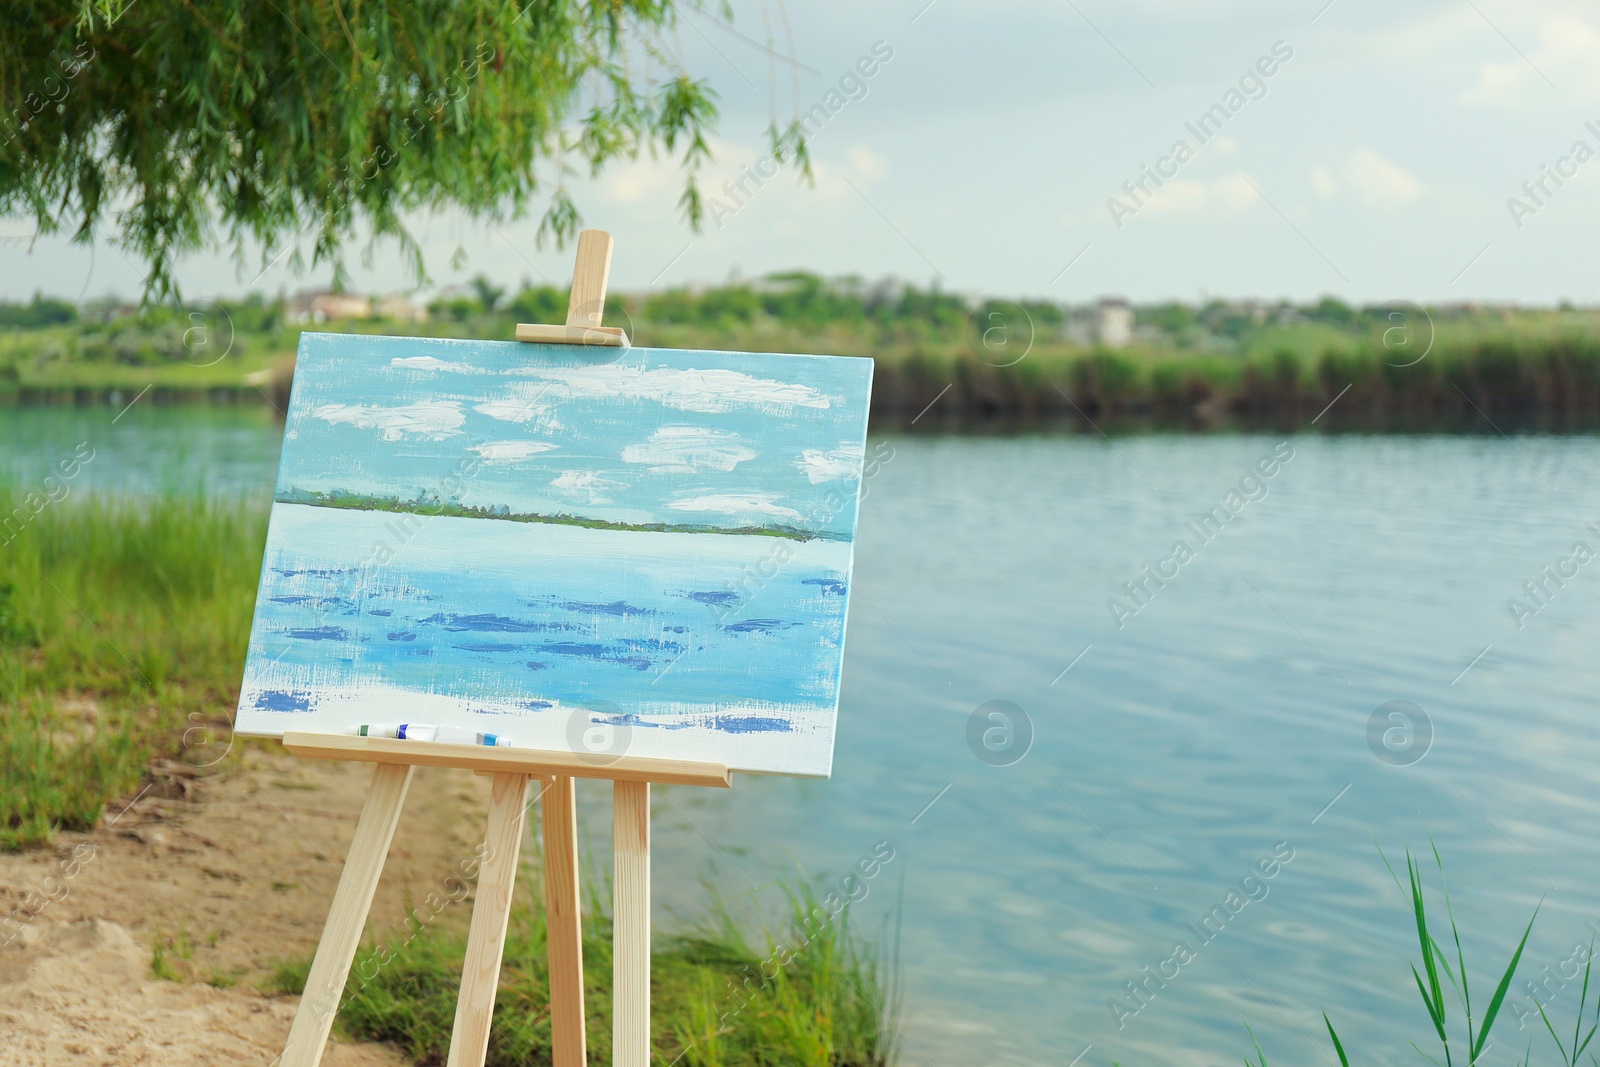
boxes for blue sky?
[279,334,872,538]
[6,0,1600,304]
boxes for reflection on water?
[8,408,1600,1067]
[0,405,281,498]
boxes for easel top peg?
[516,229,631,348]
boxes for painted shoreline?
[274,487,848,542]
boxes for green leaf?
[1430,836,1475,1049]
[1540,998,1572,1065]
[1473,906,1540,1063]
[1245,1023,1270,1067]
[1410,854,1447,1028]
[1575,943,1597,1061]
[1411,1039,1450,1067]
[1324,1013,1351,1067]
[1416,963,1449,1040]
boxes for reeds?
[1244,846,1553,1067]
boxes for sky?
[279,334,872,538]
[5,0,1600,305]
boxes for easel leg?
[281,762,414,1067]
[613,781,650,1067]
[447,772,533,1067]
[542,774,588,1067]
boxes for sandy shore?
[0,740,494,1065]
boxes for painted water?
[8,409,1600,1067]
[241,503,852,774]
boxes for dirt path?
[0,739,494,1065]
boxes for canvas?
[234,333,873,777]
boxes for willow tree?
[1,0,801,298]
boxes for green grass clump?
[267,884,898,1067]
[0,489,266,849]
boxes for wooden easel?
[276,231,730,1067]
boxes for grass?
[0,488,266,849]
[265,879,899,1067]
[1241,846,1560,1067]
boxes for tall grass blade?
[1324,1013,1351,1067]
[1431,837,1474,1028]
[1409,853,1447,1031]
[1415,964,1450,1044]
[1473,908,1540,1063]
[1244,1023,1270,1067]
[1573,944,1597,1063]
[1540,999,1573,1065]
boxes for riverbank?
[7,287,1600,431]
[0,489,897,1065]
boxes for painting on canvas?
[234,334,873,777]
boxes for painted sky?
[279,334,873,539]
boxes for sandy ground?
[0,740,495,1065]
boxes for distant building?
[283,290,371,323]
[1095,297,1133,348]
[373,293,428,323]
[82,299,139,323]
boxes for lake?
[8,405,1600,1067]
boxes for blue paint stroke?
[802,578,848,596]
[539,641,655,671]
[592,713,692,731]
[289,626,349,641]
[561,599,654,617]
[683,591,740,606]
[255,689,316,713]
[422,612,565,633]
[723,619,801,634]
[700,714,793,733]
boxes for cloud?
[468,440,558,463]
[551,470,627,505]
[845,145,890,180]
[1460,10,1600,106]
[1135,172,1258,218]
[621,426,757,473]
[667,493,802,522]
[500,364,832,414]
[1312,149,1425,208]
[794,443,864,484]
[473,397,562,433]
[390,355,475,372]
[309,400,464,441]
